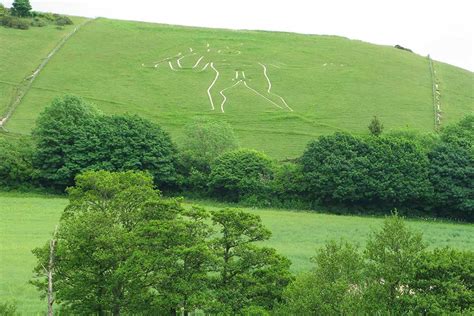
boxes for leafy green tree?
[180,118,238,174]
[11,0,32,17]
[33,95,177,190]
[210,209,293,313]
[0,136,36,188]
[401,247,474,314]
[300,133,432,209]
[429,142,473,220]
[0,4,7,16]
[363,213,426,313]
[209,149,274,202]
[439,114,473,147]
[32,171,159,314]
[278,240,364,315]
[33,95,101,189]
[368,115,384,136]
[93,114,178,190]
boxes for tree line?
[27,170,473,315]
[1,95,472,221]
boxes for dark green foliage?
[91,115,178,190]
[32,95,101,189]
[0,302,18,316]
[33,95,177,190]
[11,0,32,17]
[270,163,308,207]
[210,209,293,313]
[429,115,473,220]
[429,142,473,220]
[368,115,384,136]
[0,136,37,188]
[0,15,29,29]
[300,133,432,209]
[209,149,274,202]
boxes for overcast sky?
[3,0,474,71]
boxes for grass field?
[0,17,88,116]
[2,18,472,158]
[1,192,473,314]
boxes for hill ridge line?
[0,18,96,131]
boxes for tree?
[363,213,426,313]
[278,240,364,315]
[209,149,274,202]
[209,209,293,313]
[300,133,432,209]
[428,142,473,220]
[180,118,238,173]
[33,95,101,189]
[33,95,177,190]
[401,247,474,314]
[0,136,36,188]
[11,0,32,17]
[368,115,384,136]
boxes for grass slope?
[0,17,88,116]
[1,192,473,313]
[2,18,472,158]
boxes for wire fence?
[428,54,442,130]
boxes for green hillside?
[2,18,473,158]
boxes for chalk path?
[259,63,293,111]
[207,63,219,110]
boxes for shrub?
[300,133,432,210]
[30,17,47,27]
[209,149,274,202]
[0,136,37,188]
[368,115,384,136]
[55,15,73,26]
[1,15,30,29]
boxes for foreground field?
[2,18,472,158]
[1,192,473,313]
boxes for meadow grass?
[1,192,473,313]
[0,17,87,116]
[2,18,472,158]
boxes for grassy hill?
[1,18,473,158]
[1,192,473,313]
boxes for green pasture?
[2,18,472,158]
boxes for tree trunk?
[47,226,58,316]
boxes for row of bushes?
[1,95,472,220]
[0,3,73,30]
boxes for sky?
[3,0,474,71]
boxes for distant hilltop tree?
[394,44,413,53]
[11,0,32,17]
[368,115,384,136]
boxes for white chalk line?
[193,56,204,68]
[168,61,177,71]
[244,81,283,109]
[207,62,219,110]
[219,80,242,113]
[259,63,293,111]
[176,53,196,68]
[199,63,209,72]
